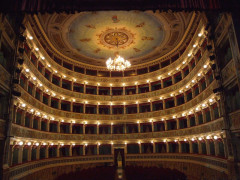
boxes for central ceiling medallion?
[104,32,128,46]
[97,27,135,50]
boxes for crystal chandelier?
[106,55,131,71]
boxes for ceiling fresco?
[67,11,164,60]
[36,11,194,67]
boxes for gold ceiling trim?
[33,12,197,69]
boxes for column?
[202,110,206,123]
[29,115,34,128]
[139,143,142,153]
[111,124,113,134]
[42,66,45,76]
[10,145,15,166]
[13,106,18,124]
[32,85,36,98]
[204,75,209,87]
[56,144,60,157]
[222,138,228,158]
[125,143,128,154]
[178,142,182,153]
[38,118,41,131]
[46,120,50,131]
[18,145,23,164]
[172,75,175,84]
[97,124,99,134]
[124,105,126,114]
[174,96,177,107]
[45,145,49,158]
[58,99,61,110]
[181,70,184,79]
[166,142,169,153]
[27,145,32,161]
[21,110,26,126]
[40,91,43,102]
[194,113,199,125]
[137,103,139,113]
[136,85,139,94]
[97,104,99,114]
[35,58,39,68]
[48,96,51,106]
[24,79,29,91]
[163,99,166,109]
[70,81,73,91]
[214,140,220,156]
[83,124,86,134]
[153,142,156,153]
[188,63,192,72]
[57,121,60,133]
[184,92,187,103]
[83,145,86,155]
[150,101,153,111]
[83,103,86,114]
[111,144,114,155]
[186,116,190,128]
[209,104,214,121]
[198,82,202,93]
[69,123,72,134]
[123,86,125,95]
[191,87,195,98]
[97,86,99,95]
[205,139,210,155]
[148,82,151,92]
[36,143,41,160]
[110,86,112,95]
[69,145,73,156]
[160,79,164,89]
[138,123,140,133]
[49,72,53,82]
[176,118,180,129]
[216,100,222,117]
[97,144,99,155]
[197,140,202,154]
[189,141,193,153]
[60,77,62,87]
[110,105,113,114]
[193,55,198,65]
[164,121,167,131]
[151,122,154,132]
[84,84,86,94]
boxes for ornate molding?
[11,118,224,141]
[22,49,210,102]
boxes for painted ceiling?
[37,11,194,67]
[67,11,164,60]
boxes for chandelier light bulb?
[106,55,131,71]
[19,141,23,145]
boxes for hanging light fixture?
[106,34,131,71]
[106,55,131,71]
